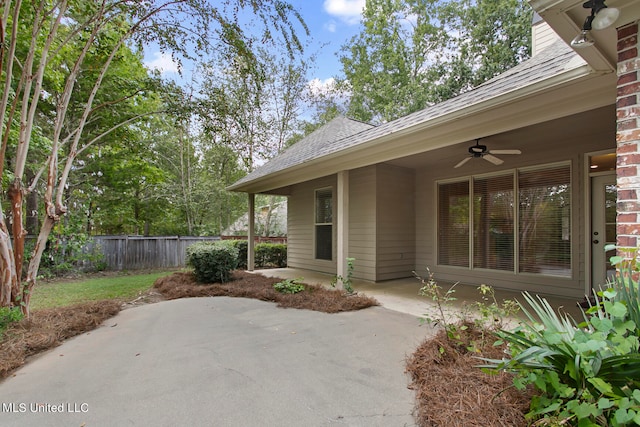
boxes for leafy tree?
[0,0,307,316]
[338,0,532,124]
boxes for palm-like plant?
[481,290,640,425]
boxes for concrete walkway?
[0,297,431,427]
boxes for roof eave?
[229,64,614,194]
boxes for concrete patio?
[255,268,587,322]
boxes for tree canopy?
[336,0,533,124]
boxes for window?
[437,163,571,277]
[438,181,470,267]
[315,188,333,260]
[518,165,571,276]
[473,174,514,271]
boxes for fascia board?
[229,65,614,194]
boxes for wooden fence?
[93,235,221,271]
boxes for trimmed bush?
[255,243,287,268]
[230,240,248,269]
[187,241,238,283]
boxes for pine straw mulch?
[153,270,379,313]
[406,323,535,427]
[0,300,121,379]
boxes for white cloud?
[145,52,179,74]
[307,77,337,97]
[323,0,365,24]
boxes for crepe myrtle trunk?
[0,177,64,317]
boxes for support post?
[248,193,255,271]
[337,171,349,285]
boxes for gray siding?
[348,166,377,281]
[376,164,415,280]
[287,175,337,275]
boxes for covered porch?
[254,267,586,321]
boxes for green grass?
[30,271,173,310]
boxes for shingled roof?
[229,40,585,192]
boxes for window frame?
[436,161,572,278]
[314,187,333,261]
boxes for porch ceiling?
[386,105,616,170]
[529,0,640,72]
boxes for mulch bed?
[0,300,121,379]
[153,270,379,313]
[406,324,534,427]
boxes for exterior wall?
[287,175,337,275]
[415,108,615,299]
[532,19,560,56]
[348,166,377,281]
[616,23,640,253]
[376,164,416,280]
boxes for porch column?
[337,171,349,286]
[616,22,640,256]
[247,193,255,271]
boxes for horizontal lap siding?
[376,164,416,281]
[349,166,377,281]
[287,175,337,274]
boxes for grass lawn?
[30,271,174,310]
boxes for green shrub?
[187,241,238,283]
[0,307,23,338]
[273,278,305,294]
[481,291,640,426]
[255,243,287,268]
[231,240,249,269]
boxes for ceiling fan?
[454,139,522,168]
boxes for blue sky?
[144,0,366,89]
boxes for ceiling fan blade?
[454,157,472,168]
[483,154,504,165]
[489,149,521,155]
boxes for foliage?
[609,245,640,337]
[187,242,239,283]
[0,307,23,338]
[331,257,356,294]
[229,240,249,270]
[337,0,532,124]
[481,290,640,426]
[273,278,305,294]
[414,267,463,340]
[414,268,519,353]
[34,226,106,279]
[255,243,287,268]
[473,284,520,331]
[0,0,308,316]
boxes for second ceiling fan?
[454,139,521,168]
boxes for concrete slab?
[0,297,433,427]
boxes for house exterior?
[228,0,640,300]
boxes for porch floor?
[253,267,586,322]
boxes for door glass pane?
[519,165,571,277]
[438,181,469,267]
[473,175,514,271]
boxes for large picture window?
[437,163,571,277]
[315,188,333,260]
